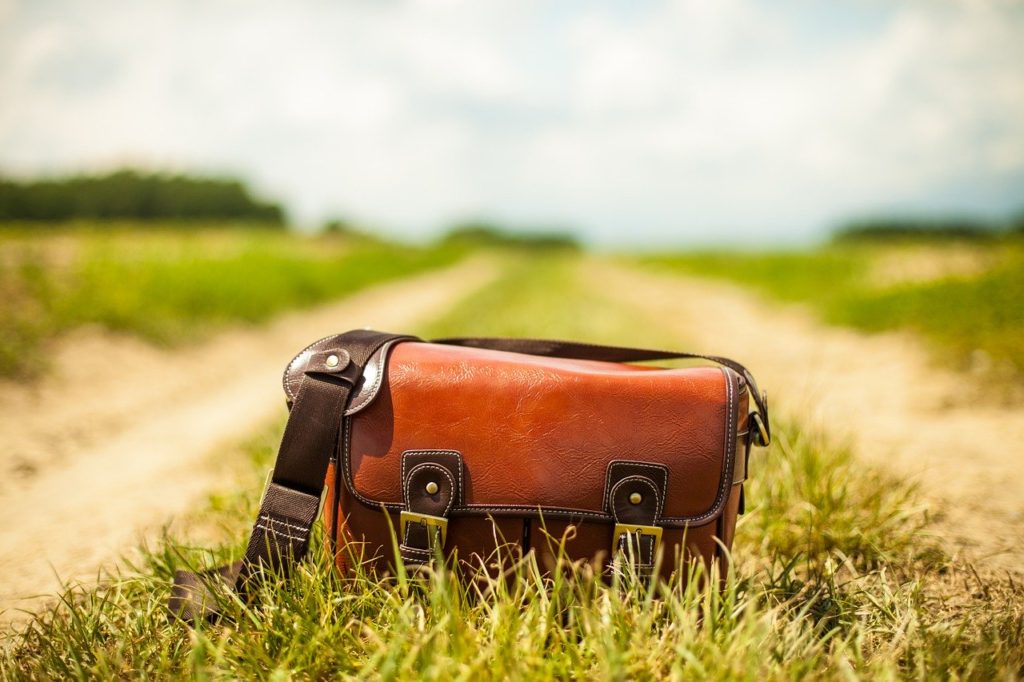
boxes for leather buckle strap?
[398,450,462,567]
[400,511,448,549]
[605,462,668,580]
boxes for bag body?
[293,336,764,582]
[171,331,769,620]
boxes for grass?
[0,223,467,379]
[3,255,1023,679]
[638,237,1024,374]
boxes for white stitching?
[399,545,432,556]
[403,463,456,516]
[602,464,612,512]
[283,333,338,401]
[615,476,662,520]
[401,450,463,507]
[670,365,736,524]
[254,524,306,542]
[258,514,309,534]
[346,341,396,414]
[460,504,608,520]
[609,476,662,522]
[285,336,412,407]
[603,461,669,515]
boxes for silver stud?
[325,354,340,368]
[425,481,439,495]
[629,492,643,505]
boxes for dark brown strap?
[434,336,770,446]
[398,450,462,566]
[612,479,661,578]
[605,461,668,580]
[169,330,415,622]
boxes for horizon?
[2,1,1023,246]
[4,165,1019,248]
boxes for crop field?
[3,245,1023,680]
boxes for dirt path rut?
[587,260,1024,574]
[0,258,496,619]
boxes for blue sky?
[1,0,1022,244]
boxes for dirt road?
[0,258,496,620]
[587,261,1024,574]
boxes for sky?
[1,0,1023,245]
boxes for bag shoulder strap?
[433,336,770,446]
[169,330,415,622]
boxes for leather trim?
[401,450,463,508]
[404,463,456,515]
[345,340,401,415]
[608,470,662,576]
[284,338,402,415]
[609,476,661,523]
[336,363,743,529]
[282,332,336,402]
[603,461,669,519]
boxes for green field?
[5,256,1022,679]
[639,237,1024,375]
[0,223,467,378]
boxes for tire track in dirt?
[584,260,1024,575]
[0,257,498,620]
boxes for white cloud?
[0,0,1022,244]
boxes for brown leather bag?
[171,330,770,620]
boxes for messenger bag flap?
[340,341,747,527]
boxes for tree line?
[0,169,284,224]
[834,212,1024,242]
[440,221,580,250]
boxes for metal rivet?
[325,354,340,368]
[425,481,439,495]
[629,492,643,505]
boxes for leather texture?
[435,335,768,447]
[331,339,753,580]
[343,342,744,524]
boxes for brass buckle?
[751,411,771,447]
[400,511,448,548]
[613,523,662,556]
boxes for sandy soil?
[587,261,1024,574]
[0,258,496,621]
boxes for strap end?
[168,561,242,623]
